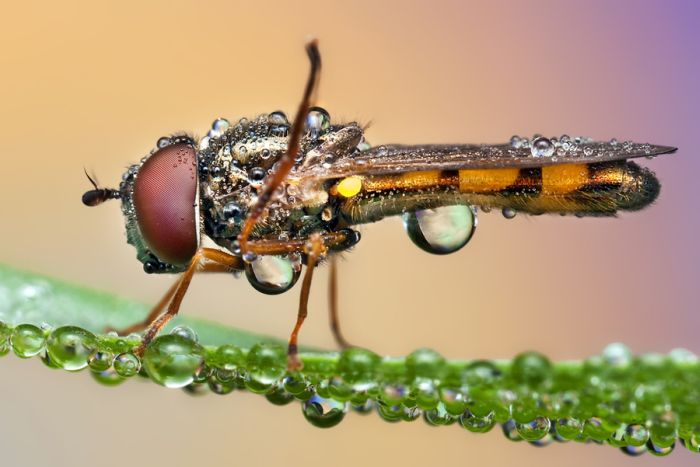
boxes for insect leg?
[238,40,321,257]
[132,248,243,356]
[328,255,351,349]
[287,232,326,371]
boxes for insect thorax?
[196,112,365,256]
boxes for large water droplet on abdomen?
[402,205,477,255]
[245,255,301,295]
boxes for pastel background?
[0,0,698,465]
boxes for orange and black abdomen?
[332,161,660,224]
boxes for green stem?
[0,263,698,456]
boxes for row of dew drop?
[1,320,699,455]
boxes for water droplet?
[423,403,456,426]
[610,138,619,146]
[583,146,594,156]
[113,352,141,377]
[46,326,97,371]
[530,137,555,158]
[337,347,380,393]
[460,408,495,433]
[265,384,295,405]
[502,207,517,219]
[602,342,632,368]
[555,417,583,440]
[516,417,551,441]
[245,255,300,295]
[511,351,552,386]
[510,135,522,148]
[244,343,286,393]
[268,110,289,135]
[283,374,315,400]
[91,368,125,386]
[169,325,198,343]
[249,167,266,183]
[502,420,522,441]
[141,335,204,388]
[669,347,698,365]
[211,118,230,136]
[198,136,210,151]
[88,350,114,372]
[402,205,476,255]
[157,136,172,148]
[305,107,330,140]
[242,251,257,263]
[11,324,46,358]
[624,424,649,446]
[620,445,647,456]
[302,394,347,428]
[646,439,674,456]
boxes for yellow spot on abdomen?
[542,164,588,195]
[458,168,520,193]
[335,175,363,198]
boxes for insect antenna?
[81,168,120,206]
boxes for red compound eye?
[133,143,199,265]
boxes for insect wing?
[294,139,676,181]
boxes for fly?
[82,41,676,370]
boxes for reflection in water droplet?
[305,107,331,140]
[646,439,674,456]
[87,350,114,372]
[302,395,347,428]
[621,445,647,456]
[502,207,517,219]
[170,325,198,343]
[157,136,172,148]
[142,335,204,388]
[46,326,97,371]
[402,205,476,255]
[114,352,141,377]
[245,255,301,295]
[530,137,555,158]
[460,409,496,433]
[516,417,551,441]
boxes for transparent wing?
[293,137,676,181]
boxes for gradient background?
[1,0,698,465]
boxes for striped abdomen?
[331,161,659,224]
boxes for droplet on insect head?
[210,118,230,137]
[199,136,210,151]
[245,255,301,295]
[502,207,517,219]
[530,137,555,158]
[249,167,266,184]
[305,107,330,140]
[402,205,477,255]
[157,136,172,148]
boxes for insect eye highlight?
[133,143,199,265]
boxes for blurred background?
[1,0,698,465]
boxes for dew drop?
[555,417,583,440]
[46,326,97,371]
[88,350,114,372]
[460,408,496,433]
[530,137,555,158]
[11,324,46,358]
[510,135,522,148]
[157,136,172,148]
[211,118,230,135]
[402,205,476,255]
[113,352,141,377]
[245,255,301,295]
[142,335,204,388]
[268,111,289,137]
[91,368,126,386]
[621,445,647,456]
[516,417,551,441]
[502,207,517,219]
[170,325,198,343]
[302,395,347,428]
[583,146,594,156]
[305,107,331,140]
[624,424,649,446]
[647,439,674,456]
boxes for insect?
[82,41,676,370]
